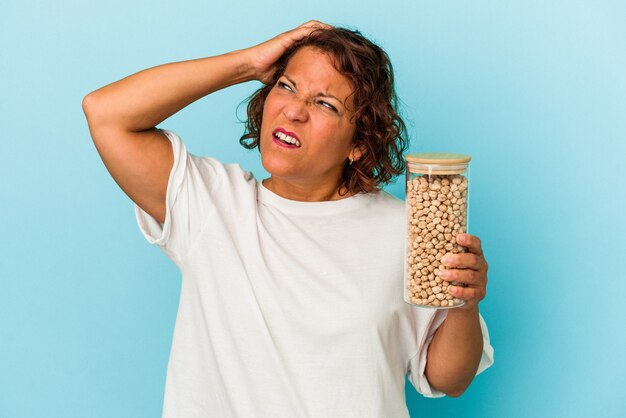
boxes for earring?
[349,157,354,166]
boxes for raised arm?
[82,21,328,223]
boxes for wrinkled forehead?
[282,46,355,109]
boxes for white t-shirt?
[134,129,494,418]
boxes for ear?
[350,145,365,162]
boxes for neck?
[262,177,353,202]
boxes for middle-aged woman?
[83,20,494,418]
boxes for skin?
[425,233,489,396]
[258,46,362,202]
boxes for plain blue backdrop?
[1,1,625,417]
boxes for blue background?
[1,1,625,417]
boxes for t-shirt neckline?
[257,180,373,216]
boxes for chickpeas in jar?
[404,153,471,309]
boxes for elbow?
[446,388,466,398]
[82,91,112,129]
[442,379,473,398]
[426,366,474,398]
[82,92,99,121]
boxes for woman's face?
[259,46,358,189]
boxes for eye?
[278,81,294,91]
[318,100,338,113]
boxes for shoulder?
[364,189,405,214]
[161,128,256,185]
[191,154,255,182]
[352,190,405,233]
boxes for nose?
[282,96,309,123]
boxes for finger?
[440,252,484,270]
[456,234,483,256]
[448,284,486,303]
[284,21,331,44]
[291,21,331,37]
[438,268,484,287]
[301,20,333,29]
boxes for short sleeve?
[134,129,216,266]
[407,310,495,398]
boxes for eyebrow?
[283,74,344,105]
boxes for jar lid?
[405,153,471,164]
[405,152,471,175]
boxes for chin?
[260,152,297,179]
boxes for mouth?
[272,128,301,148]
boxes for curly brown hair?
[240,27,408,195]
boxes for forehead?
[283,47,354,103]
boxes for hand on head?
[246,20,333,84]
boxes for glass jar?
[404,153,471,309]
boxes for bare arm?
[425,307,484,397]
[82,51,256,131]
[424,233,489,397]
[82,21,329,223]
[82,20,330,130]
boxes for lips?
[274,127,300,141]
[272,135,299,149]
[272,127,302,148]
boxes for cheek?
[262,91,282,116]
[330,123,356,151]
[260,98,276,136]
